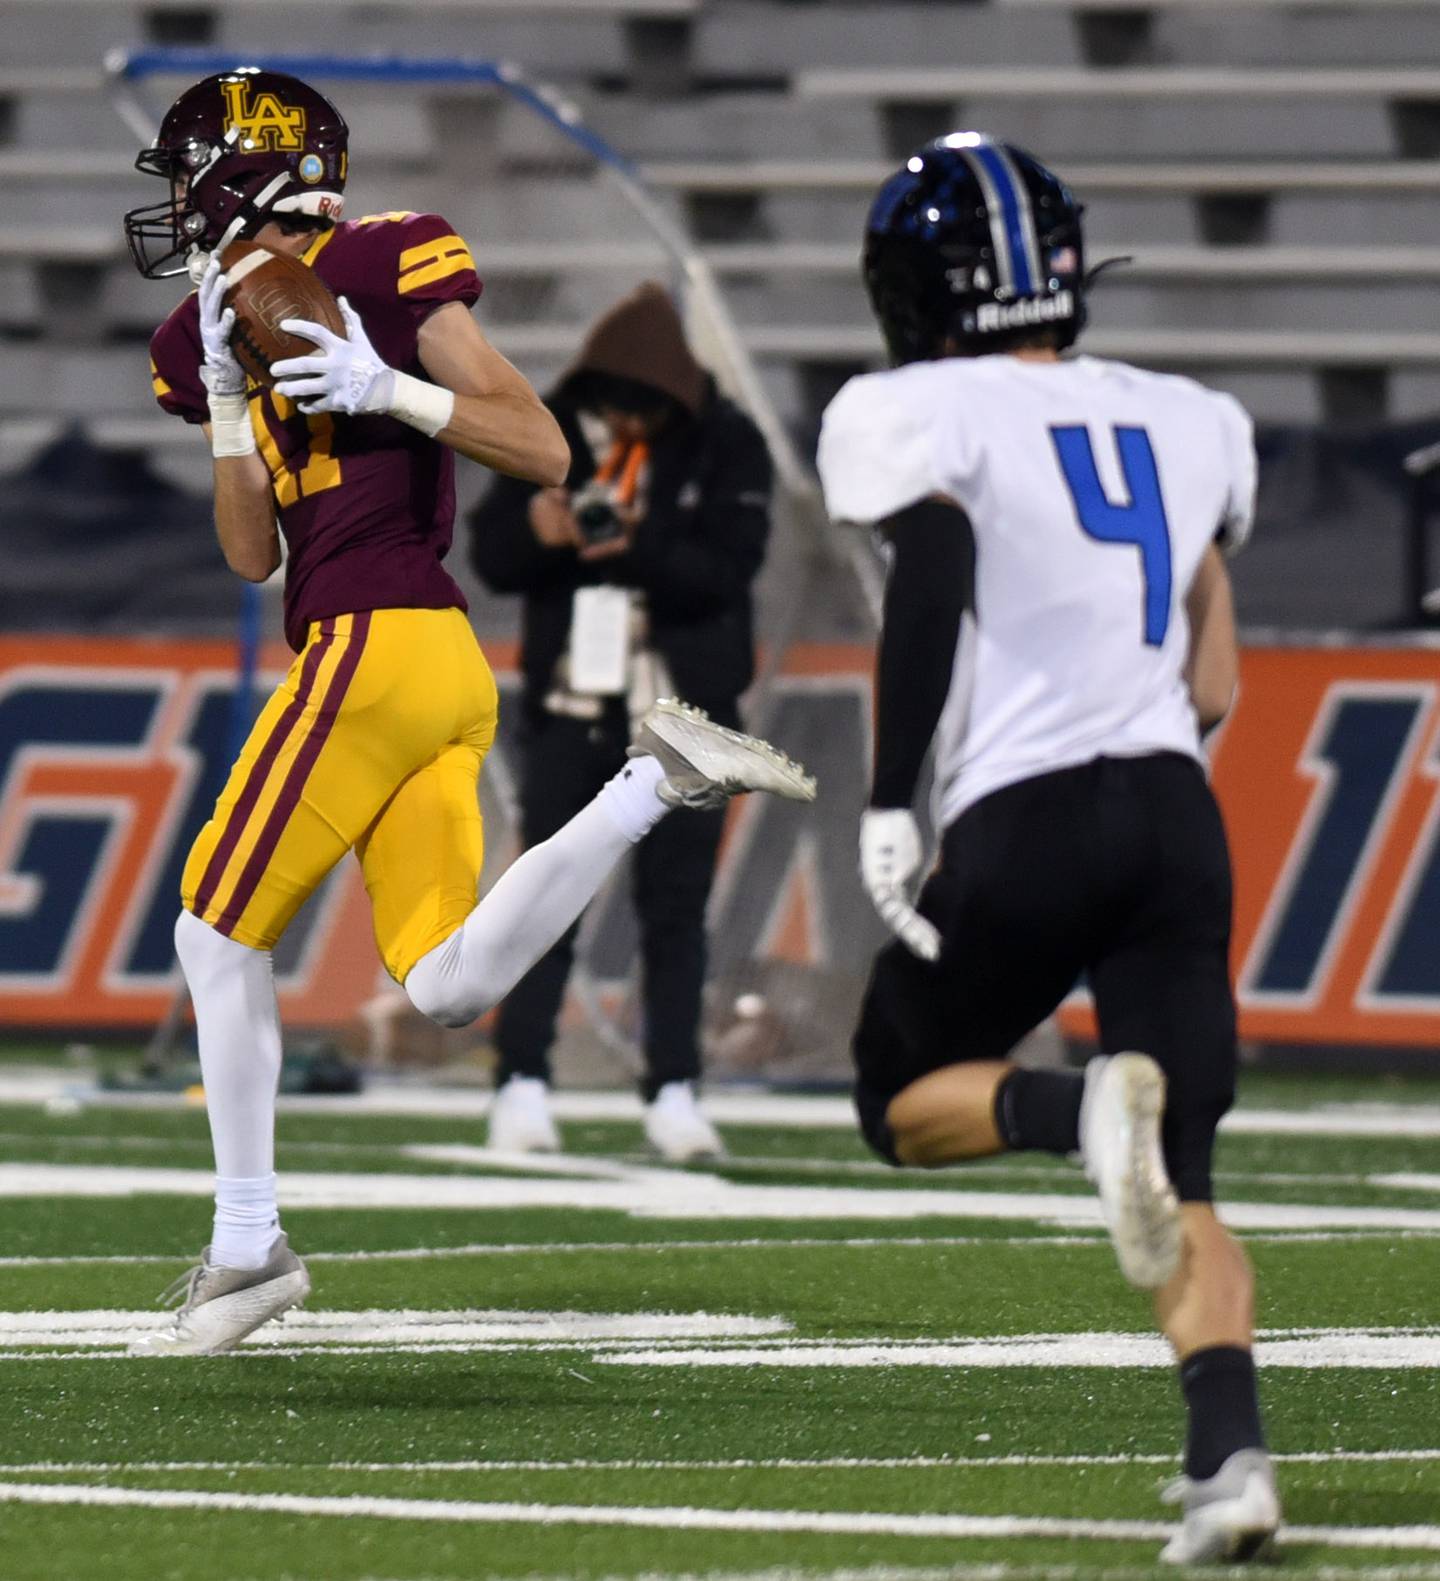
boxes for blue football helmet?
[863,132,1087,364]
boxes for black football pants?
[494,709,727,1101]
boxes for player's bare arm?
[1186,543,1239,731]
[416,303,569,485]
[202,426,280,581]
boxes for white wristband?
[208,389,256,458]
[387,370,455,439]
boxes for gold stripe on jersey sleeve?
[356,211,416,226]
[398,233,469,273]
[149,358,172,398]
[397,253,474,294]
[398,237,475,295]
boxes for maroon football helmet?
[125,68,348,279]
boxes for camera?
[571,481,627,547]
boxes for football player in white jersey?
[818,134,1278,1565]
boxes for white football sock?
[173,909,283,1267]
[405,757,669,1028]
[599,753,668,842]
[211,1173,280,1270]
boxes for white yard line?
[0,1480,1437,1552]
[599,1328,1440,1371]
[591,1567,1440,1581]
[2,1227,1437,1270]
[590,1568,1440,1581]
[8,1071,1440,1137]
[0,1307,789,1351]
[9,1161,1440,1232]
[0,1313,1436,1369]
[0,1450,1437,1474]
[3,1125,1430,1196]
[0,1234,1109,1269]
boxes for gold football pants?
[181,607,498,981]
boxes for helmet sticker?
[220,79,307,152]
[299,153,325,184]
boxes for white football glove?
[196,255,245,398]
[859,808,941,962]
[272,296,394,417]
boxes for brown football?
[219,239,345,387]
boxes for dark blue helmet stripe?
[973,142,1038,296]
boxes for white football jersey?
[818,354,1256,829]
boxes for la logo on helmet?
[220,80,307,151]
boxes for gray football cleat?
[630,698,817,810]
[1079,1053,1181,1289]
[1161,1448,1282,1564]
[131,1233,310,1356]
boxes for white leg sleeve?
[173,909,283,1265]
[405,756,669,1028]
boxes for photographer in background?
[469,282,772,1161]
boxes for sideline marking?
[7,1162,1440,1232]
[7,1072,1440,1136]
[4,1125,1432,1196]
[0,1234,1108,1269]
[1,1228,1435,1270]
[1,1314,1436,1369]
[0,1308,788,1352]
[594,1567,1440,1581]
[600,1326,1440,1372]
[0,1481,1437,1551]
[594,1568,1440,1581]
[0,1449,1437,1474]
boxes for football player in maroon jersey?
[127,67,815,1354]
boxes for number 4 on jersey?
[1050,425,1173,648]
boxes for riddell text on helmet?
[972,290,1075,334]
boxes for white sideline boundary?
[0,1307,791,1352]
[595,1568,1440,1581]
[599,1327,1440,1371]
[0,1234,1109,1268]
[0,1314,1434,1368]
[597,1567,1440,1581]
[0,1449,1436,1473]
[8,1072,1440,1137]
[8,1162,1440,1232]
[1,1480,1439,1552]
[0,1228,1434,1270]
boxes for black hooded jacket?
[467,284,772,725]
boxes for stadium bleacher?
[3,0,1440,460]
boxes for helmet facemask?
[124,138,221,279]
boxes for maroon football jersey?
[149,212,482,650]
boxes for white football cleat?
[644,1081,727,1163]
[1161,1448,1281,1564]
[631,698,817,810]
[487,1075,561,1153]
[131,1233,309,1356]
[1079,1053,1181,1289]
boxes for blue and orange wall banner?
[5,636,1440,1048]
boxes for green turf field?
[2,1065,1439,1580]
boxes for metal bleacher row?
[4,0,1440,488]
